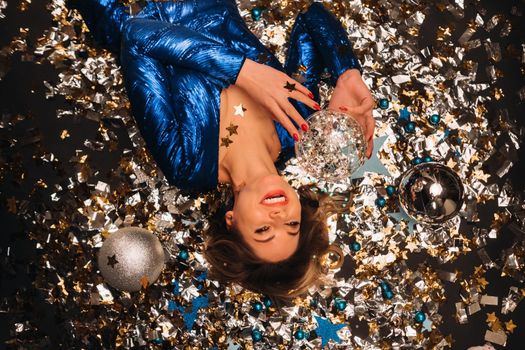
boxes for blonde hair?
[204,185,343,305]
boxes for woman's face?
[225,175,301,263]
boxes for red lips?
[260,190,288,206]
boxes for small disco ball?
[295,109,367,182]
[398,162,464,223]
[98,227,165,292]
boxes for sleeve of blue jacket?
[66,0,129,53]
[300,2,362,86]
[121,17,246,87]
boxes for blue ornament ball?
[375,196,386,208]
[404,121,416,133]
[415,311,426,323]
[422,155,433,163]
[251,7,262,21]
[251,329,263,342]
[178,249,189,260]
[380,281,390,291]
[379,98,389,109]
[383,290,395,300]
[294,329,306,340]
[263,296,272,308]
[412,157,423,165]
[429,114,441,125]
[386,185,396,197]
[334,298,347,311]
[350,241,361,251]
[252,301,263,312]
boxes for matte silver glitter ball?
[295,109,367,182]
[97,227,165,292]
[398,162,464,223]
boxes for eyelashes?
[255,222,300,233]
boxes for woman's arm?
[67,0,129,53]
[122,18,246,88]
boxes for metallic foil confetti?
[1,0,523,349]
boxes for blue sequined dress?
[68,0,362,191]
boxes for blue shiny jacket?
[68,0,361,192]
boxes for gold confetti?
[505,320,517,333]
[220,137,233,148]
[226,123,239,136]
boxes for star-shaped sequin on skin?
[233,103,247,117]
[226,123,238,136]
[107,254,118,268]
[284,81,297,92]
[221,137,233,148]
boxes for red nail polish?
[339,106,348,111]
[308,92,314,99]
[301,123,309,132]
[314,103,321,111]
[293,133,299,141]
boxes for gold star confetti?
[220,137,233,148]
[226,123,238,136]
[233,103,246,117]
[107,254,118,268]
[406,241,418,252]
[505,320,517,333]
[60,129,70,139]
[486,312,498,325]
[284,81,296,92]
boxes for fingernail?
[293,133,299,141]
[314,103,321,111]
[339,106,348,111]
[308,92,314,99]
[301,123,309,132]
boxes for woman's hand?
[328,69,375,158]
[235,58,320,140]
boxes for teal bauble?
[379,98,389,109]
[334,298,347,311]
[386,185,396,196]
[429,114,441,125]
[294,329,306,340]
[404,121,416,133]
[263,296,272,308]
[375,196,386,208]
[252,301,263,312]
[251,329,263,342]
[415,311,426,323]
[251,7,262,21]
[350,242,361,251]
[178,249,189,260]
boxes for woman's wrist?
[234,58,255,89]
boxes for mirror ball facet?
[295,110,367,182]
[97,227,165,291]
[398,162,464,223]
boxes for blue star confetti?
[314,315,346,347]
[350,136,390,179]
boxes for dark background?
[1,0,524,349]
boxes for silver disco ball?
[398,162,464,223]
[295,109,367,182]
[98,227,165,291]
